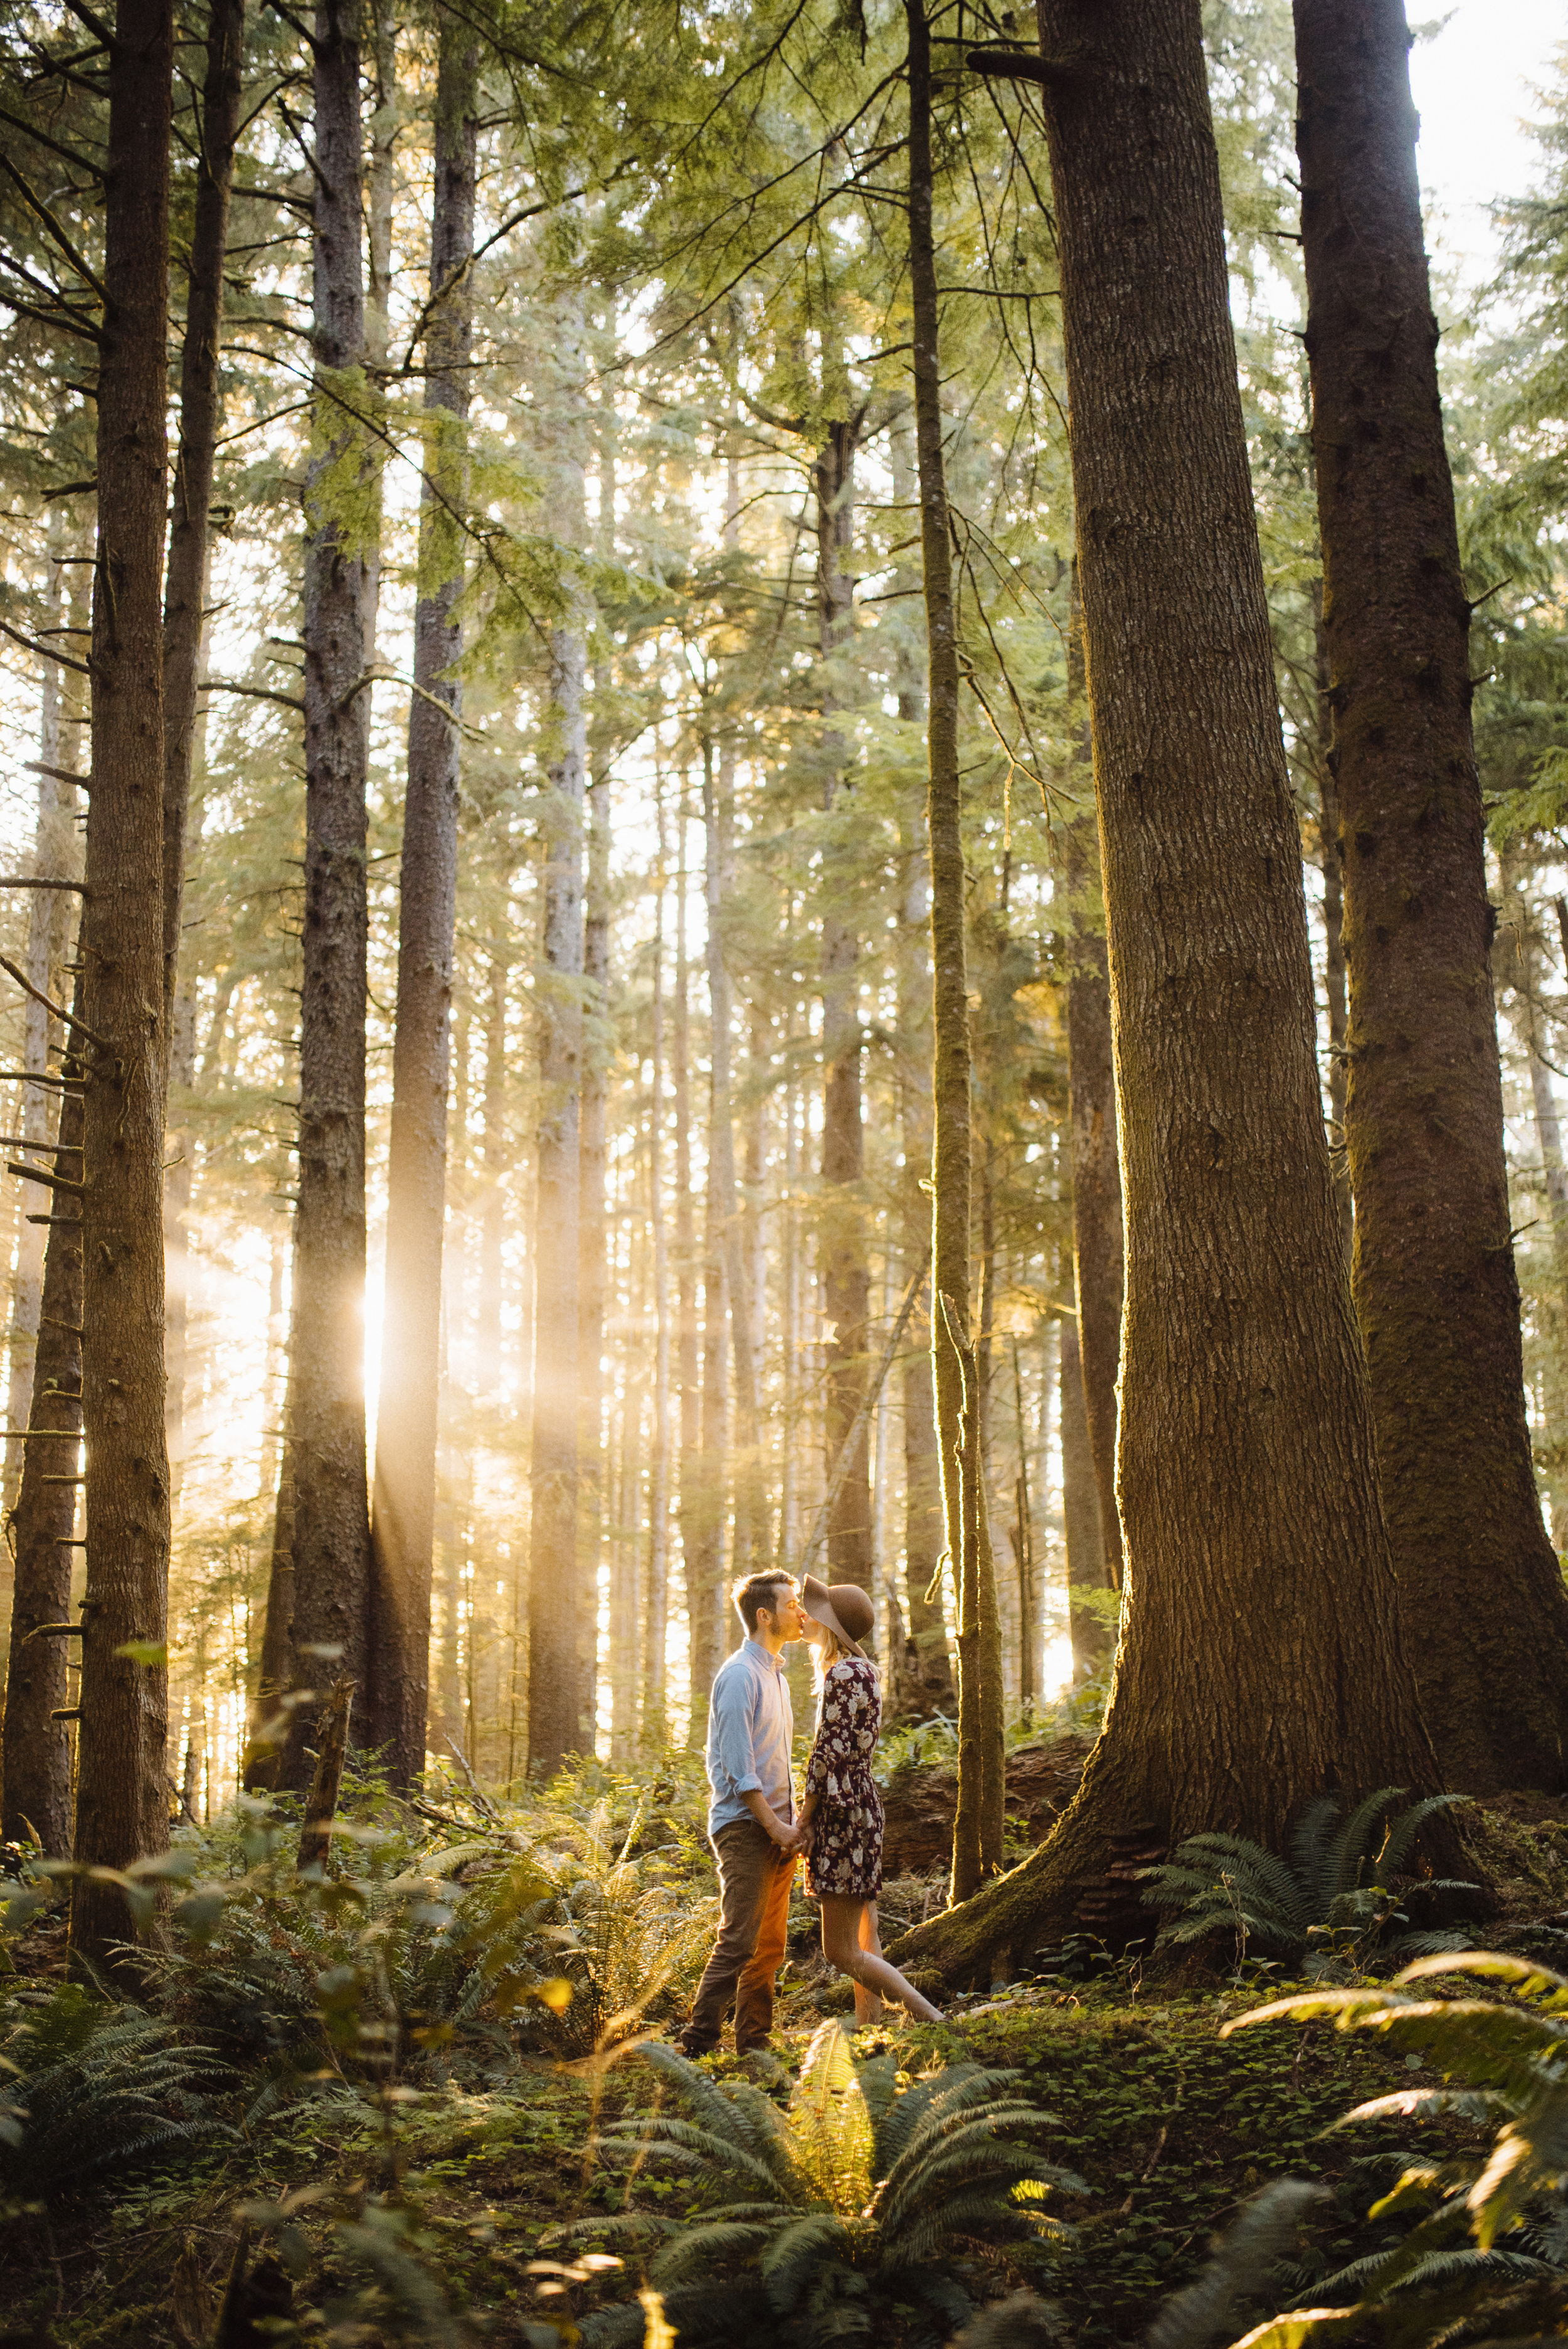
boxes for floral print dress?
[803,1656,885,1899]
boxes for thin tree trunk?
[367,22,476,1788]
[1010,1337,1037,1709]
[817,420,873,1586]
[645,820,672,1749]
[70,0,176,1971]
[1,980,85,1856]
[360,0,395,669]
[476,955,505,1384]
[161,0,243,1031]
[527,570,588,1773]
[1060,1305,1108,1678]
[895,0,1439,1982]
[894,748,954,1704]
[906,0,1003,1901]
[1062,578,1124,1590]
[578,761,610,1747]
[280,0,373,1786]
[672,809,706,1742]
[701,739,761,1572]
[5,570,78,1512]
[1295,0,1568,1793]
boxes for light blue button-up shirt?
[705,1638,796,1837]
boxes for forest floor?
[5,1752,1568,2347]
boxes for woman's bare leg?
[822,1895,941,2022]
[854,1903,885,2027]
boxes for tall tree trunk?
[367,22,476,1788]
[1,984,85,1857]
[5,556,80,1512]
[906,0,1004,1902]
[645,822,672,1749]
[817,420,872,1585]
[891,416,955,1715]
[578,761,610,1748]
[896,0,1439,1983]
[280,0,373,1786]
[701,740,762,1572]
[1059,1303,1108,1678]
[1062,578,1125,1590]
[1312,581,1354,1257]
[672,812,706,1742]
[70,0,175,1971]
[526,581,587,1773]
[476,955,505,1385]
[1295,0,1568,1792]
[360,0,395,668]
[161,0,243,1031]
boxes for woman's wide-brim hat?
[801,1573,874,1651]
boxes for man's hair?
[732,1571,795,1636]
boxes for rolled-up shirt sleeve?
[711,1667,760,1796]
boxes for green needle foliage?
[1138,1791,1473,1973]
[578,2019,1083,2345]
[1218,1949,1568,2348]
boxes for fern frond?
[1375,1794,1466,1882]
[1150,2180,1328,2349]
[1325,1787,1406,1896]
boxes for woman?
[796,1572,943,2026]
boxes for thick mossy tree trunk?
[161,0,243,1027]
[1295,0,1568,1793]
[896,0,1439,1984]
[1062,582,1124,1591]
[70,0,175,1972]
[906,0,1004,1901]
[281,0,373,1786]
[368,23,477,1789]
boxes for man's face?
[760,1581,807,1642]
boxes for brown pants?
[680,1818,797,2055]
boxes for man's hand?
[741,1788,800,1849]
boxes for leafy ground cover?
[3,1761,1565,2346]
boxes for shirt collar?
[743,1636,787,1676]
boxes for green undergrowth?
[0,1969,1486,2346]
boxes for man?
[675,1570,807,2057]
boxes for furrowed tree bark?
[893,0,1439,1985]
[280,0,373,1788]
[906,0,1004,1901]
[367,21,476,1788]
[1062,579,1124,1590]
[2,1000,85,1857]
[1295,0,1568,1793]
[70,0,175,1973]
[161,0,244,1032]
[1312,582,1354,1258]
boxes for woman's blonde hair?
[810,1620,870,1688]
